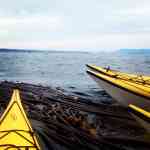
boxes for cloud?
[2,33,150,51]
[0,15,64,41]
[0,0,150,50]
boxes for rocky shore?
[0,81,149,150]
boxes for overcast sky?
[0,0,150,51]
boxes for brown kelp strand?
[0,81,149,150]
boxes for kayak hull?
[87,70,150,112]
[131,113,150,133]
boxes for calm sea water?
[0,50,150,93]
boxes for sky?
[0,0,150,51]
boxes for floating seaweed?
[0,81,149,150]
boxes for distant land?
[0,48,150,53]
[0,48,89,53]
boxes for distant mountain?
[0,48,88,54]
[0,48,42,53]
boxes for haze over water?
[0,49,149,93]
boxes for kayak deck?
[0,89,41,149]
[87,65,150,98]
[87,64,150,85]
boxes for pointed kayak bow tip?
[10,89,22,103]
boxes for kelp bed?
[0,81,149,150]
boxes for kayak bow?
[0,89,41,149]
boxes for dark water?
[0,49,150,93]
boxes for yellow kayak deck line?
[87,64,150,84]
[128,104,150,132]
[129,104,150,119]
[0,89,41,149]
[86,64,150,99]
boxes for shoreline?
[0,81,149,149]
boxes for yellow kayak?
[86,64,150,85]
[0,89,41,149]
[128,104,150,133]
[86,64,150,111]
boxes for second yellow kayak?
[86,64,150,111]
